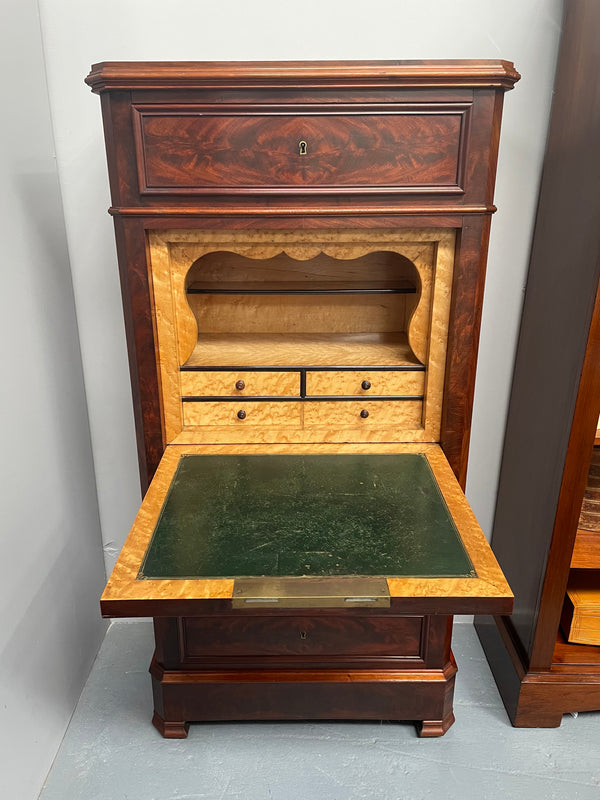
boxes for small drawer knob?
[235,380,245,391]
[237,409,247,420]
[360,409,369,419]
[361,380,372,391]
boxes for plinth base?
[149,613,458,738]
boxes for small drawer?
[303,400,423,428]
[305,370,425,397]
[180,371,299,397]
[181,614,425,659]
[133,107,467,195]
[183,400,302,427]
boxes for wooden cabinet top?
[86,60,520,93]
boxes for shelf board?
[183,332,422,368]
[187,280,416,295]
[571,528,600,569]
[553,627,600,669]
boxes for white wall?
[0,1,108,798]
[0,4,563,796]
[37,0,563,576]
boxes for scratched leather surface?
[140,453,473,579]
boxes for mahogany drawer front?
[303,400,423,428]
[181,614,424,659]
[183,400,302,427]
[133,107,467,194]
[305,370,425,397]
[180,371,300,397]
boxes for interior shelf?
[183,332,423,368]
[570,446,600,568]
[553,628,600,668]
[571,529,600,569]
[187,280,417,295]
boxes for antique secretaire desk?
[86,60,519,737]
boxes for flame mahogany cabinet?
[475,1,600,727]
[86,60,519,737]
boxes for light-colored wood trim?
[147,235,182,443]
[420,230,455,439]
[101,442,513,610]
[170,426,433,446]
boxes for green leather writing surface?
[139,454,474,579]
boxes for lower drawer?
[303,400,423,428]
[180,614,425,659]
[183,400,302,427]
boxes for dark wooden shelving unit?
[475,0,600,727]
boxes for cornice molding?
[86,60,521,94]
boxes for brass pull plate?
[232,576,390,609]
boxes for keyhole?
[300,630,308,640]
[299,140,307,155]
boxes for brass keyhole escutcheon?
[298,140,308,155]
[300,631,308,640]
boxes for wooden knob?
[235,380,245,391]
[361,380,372,390]
[237,409,247,420]
[360,409,369,419]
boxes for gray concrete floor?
[39,620,600,800]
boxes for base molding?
[149,653,457,738]
[475,614,600,728]
[146,611,461,737]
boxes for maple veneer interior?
[183,249,421,368]
[184,332,418,368]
